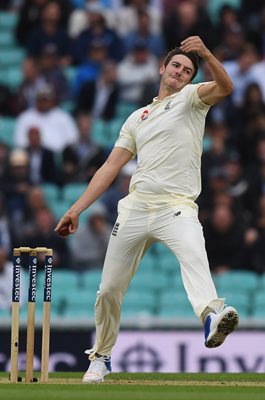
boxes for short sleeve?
[114,118,137,156]
[191,82,212,111]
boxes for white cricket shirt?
[115,83,210,201]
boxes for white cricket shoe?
[82,355,111,383]
[204,306,239,348]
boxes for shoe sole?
[205,310,239,348]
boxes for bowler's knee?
[97,285,122,302]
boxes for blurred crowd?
[0,0,265,279]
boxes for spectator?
[61,113,107,184]
[116,0,162,37]
[71,202,112,270]
[240,0,265,34]
[22,185,49,236]
[223,44,259,107]
[117,39,159,106]
[25,126,57,184]
[15,0,50,46]
[203,204,246,275]
[68,0,116,38]
[214,4,241,44]
[16,58,44,113]
[2,149,31,230]
[230,84,265,150]
[76,60,119,120]
[253,193,265,231]
[0,84,16,117]
[0,194,14,256]
[73,3,124,64]
[16,0,72,46]
[248,59,265,102]
[123,10,166,60]
[26,1,72,65]
[243,229,265,275]
[239,83,265,126]
[14,83,78,152]
[198,166,229,221]
[241,194,265,274]
[247,138,265,208]
[213,22,246,62]
[163,0,216,52]
[224,151,252,218]
[19,207,71,269]
[72,39,108,98]
[0,142,10,184]
[241,2,265,56]
[237,86,265,166]
[201,121,230,183]
[38,44,71,104]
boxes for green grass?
[0,372,265,400]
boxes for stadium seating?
[218,291,251,317]
[63,290,95,318]
[158,252,180,275]
[61,183,88,205]
[116,102,137,119]
[0,12,18,31]
[138,253,158,274]
[206,0,241,23]
[123,289,157,315]
[1,309,11,319]
[214,270,259,295]
[6,66,23,90]
[41,183,61,203]
[49,200,71,221]
[252,291,265,318]
[108,117,125,142]
[63,66,77,85]
[129,270,169,292]
[0,48,25,68]
[0,117,16,147]
[259,273,265,290]
[81,269,102,291]
[61,100,75,113]
[0,31,15,47]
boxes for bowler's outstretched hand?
[54,211,79,237]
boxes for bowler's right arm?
[55,146,133,236]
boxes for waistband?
[118,190,197,212]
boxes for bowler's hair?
[163,47,199,80]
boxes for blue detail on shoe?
[204,306,239,348]
[104,357,112,372]
[204,314,212,340]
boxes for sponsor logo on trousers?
[112,222,120,236]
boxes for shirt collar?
[152,92,177,105]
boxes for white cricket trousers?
[88,191,224,359]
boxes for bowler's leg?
[156,206,221,316]
[86,207,153,358]
[155,205,239,347]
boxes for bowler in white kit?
[55,36,239,383]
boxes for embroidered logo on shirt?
[140,110,149,121]
[164,101,172,110]
[111,222,120,236]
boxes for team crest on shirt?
[140,109,149,121]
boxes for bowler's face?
[160,54,194,92]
